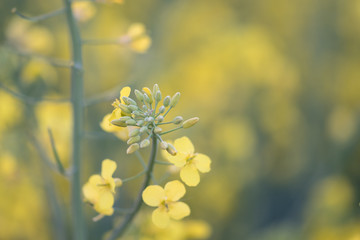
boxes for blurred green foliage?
[1,0,360,239]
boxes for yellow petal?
[114,127,130,141]
[152,207,170,228]
[131,36,151,53]
[109,108,122,122]
[82,182,99,203]
[180,164,200,187]
[165,151,187,167]
[127,23,145,38]
[168,202,190,220]
[100,113,122,133]
[101,159,116,180]
[89,174,103,186]
[142,185,165,207]
[193,154,211,173]
[164,180,185,202]
[120,86,131,104]
[174,137,194,154]
[94,191,114,215]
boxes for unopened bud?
[163,96,171,107]
[119,103,131,114]
[154,127,162,134]
[128,105,138,111]
[170,92,180,107]
[173,116,183,124]
[129,128,140,137]
[140,139,150,148]
[125,119,137,125]
[127,143,139,154]
[121,96,130,105]
[132,111,142,117]
[119,116,131,122]
[142,87,153,102]
[136,120,144,126]
[114,178,123,187]
[156,115,164,122]
[111,119,127,127]
[182,117,199,129]
[160,141,168,150]
[166,143,177,156]
[158,106,165,114]
[134,89,144,102]
[127,135,141,145]
[153,84,160,96]
[143,93,151,104]
[155,91,162,102]
[140,126,148,133]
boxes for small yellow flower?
[163,137,211,187]
[118,23,151,53]
[82,159,122,216]
[72,2,97,22]
[142,180,190,228]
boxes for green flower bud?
[119,116,132,122]
[143,93,152,104]
[182,117,199,129]
[132,111,143,117]
[119,103,131,114]
[129,128,140,137]
[155,91,162,102]
[125,119,137,125]
[156,115,164,122]
[160,141,168,150]
[136,120,144,126]
[154,127,162,134]
[121,96,130,105]
[153,84,160,96]
[166,143,177,156]
[128,105,138,112]
[142,105,148,110]
[170,92,180,107]
[163,96,171,107]
[135,89,144,102]
[140,126,148,133]
[158,106,165,114]
[127,98,138,106]
[147,117,154,122]
[140,139,150,148]
[127,135,141,145]
[173,116,183,124]
[111,119,127,127]
[127,143,139,154]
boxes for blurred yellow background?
[1,0,360,239]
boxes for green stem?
[159,126,183,135]
[82,39,119,45]
[12,7,65,22]
[155,160,173,165]
[107,135,158,240]
[162,106,172,118]
[63,0,85,239]
[122,170,146,183]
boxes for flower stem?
[107,135,158,240]
[159,126,183,135]
[63,0,85,239]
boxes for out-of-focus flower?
[5,18,54,54]
[142,180,190,228]
[163,137,211,186]
[82,159,122,216]
[96,0,124,4]
[100,87,131,141]
[72,2,97,22]
[0,153,17,180]
[20,59,57,84]
[118,23,151,53]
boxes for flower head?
[118,23,151,53]
[82,159,122,216]
[163,137,211,186]
[142,180,190,228]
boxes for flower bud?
[143,93,152,104]
[134,89,144,102]
[158,106,165,114]
[127,143,139,154]
[140,139,150,148]
[127,135,140,145]
[111,119,127,127]
[119,116,131,122]
[129,128,140,137]
[153,84,159,96]
[166,143,177,156]
[147,117,154,122]
[156,115,164,122]
[121,96,130,105]
[142,105,148,110]
[160,141,168,150]
[182,117,199,128]
[140,126,148,133]
[132,111,143,117]
[154,127,162,134]
[114,178,123,187]
[163,96,171,107]
[170,92,180,107]
[136,120,144,126]
[125,119,137,125]
[155,90,162,102]
[128,105,138,112]
[142,87,153,101]
[173,116,183,124]
[119,103,131,114]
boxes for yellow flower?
[118,23,152,53]
[72,2,97,22]
[96,0,124,3]
[142,180,190,228]
[82,159,122,216]
[100,87,131,140]
[163,137,211,187]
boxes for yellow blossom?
[82,159,122,216]
[96,0,124,3]
[163,137,211,187]
[118,23,152,53]
[72,2,97,22]
[142,180,190,228]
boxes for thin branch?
[106,135,158,240]
[135,151,147,169]
[12,7,65,22]
[155,160,173,165]
[48,128,66,175]
[159,126,183,135]
[0,82,70,105]
[82,39,120,45]
[122,170,146,183]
